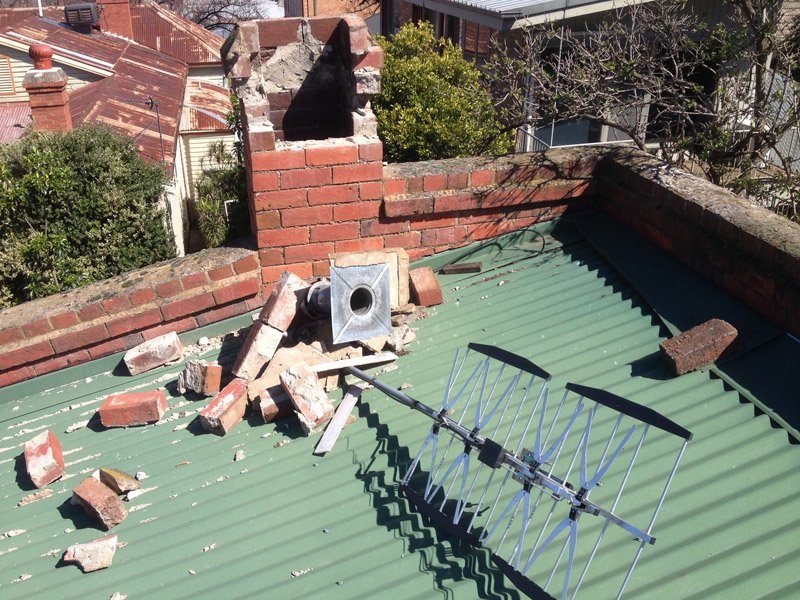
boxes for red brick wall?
[596,149,800,336]
[248,137,386,283]
[246,135,599,285]
[0,248,262,388]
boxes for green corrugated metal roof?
[1,220,798,599]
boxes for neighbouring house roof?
[0,16,187,167]
[130,1,223,67]
[1,219,798,598]
[0,1,222,66]
[180,81,232,133]
[406,0,654,30]
[0,101,30,143]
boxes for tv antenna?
[347,343,692,599]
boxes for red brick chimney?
[23,44,73,133]
[96,0,134,39]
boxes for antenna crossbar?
[346,343,692,600]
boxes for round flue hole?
[349,287,374,316]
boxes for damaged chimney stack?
[23,44,73,133]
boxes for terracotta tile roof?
[1,16,186,167]
[0,101,30,143]
[180,80,232,132]
[0,1,223,65]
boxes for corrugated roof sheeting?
[131,2,223,66]
[0,222,798,599]
[0,101,29,143]
[181,81,232,132]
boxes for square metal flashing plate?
[330,263,392,344]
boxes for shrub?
[0,126,175,307]
[194,141,249,248]
[372,22,513,162]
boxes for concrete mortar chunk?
[63,534,118,573]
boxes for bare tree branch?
[485,0,800,218]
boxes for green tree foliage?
[0,126,175,307]
[373,22,512,162]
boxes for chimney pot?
[23,44,73,133]
[29,43,54,70]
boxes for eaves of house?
[402,0,655,31]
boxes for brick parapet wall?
[381,151,599,255]
[596,148,800,335]
[5,141,798,388]
[248,142,601,284]
[0,247,262,387]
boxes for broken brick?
[231,321,284,380]
[198,378,248,435]
[439,262,482,275]
[259,270,309,332]
[98,390,167,427]
[72,477,128,530]
[280,362,334,431]
[248,343,322,422]
[203,364,223,395]
[660,319,738,375]
[177,360,223,396]
[258,386,294,422]
[23,429,65,488]
[63,534,117,572]
[123,331,184,375]
[98,468,140,495]
[409,267,443,307]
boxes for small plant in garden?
[194,141,249,248]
